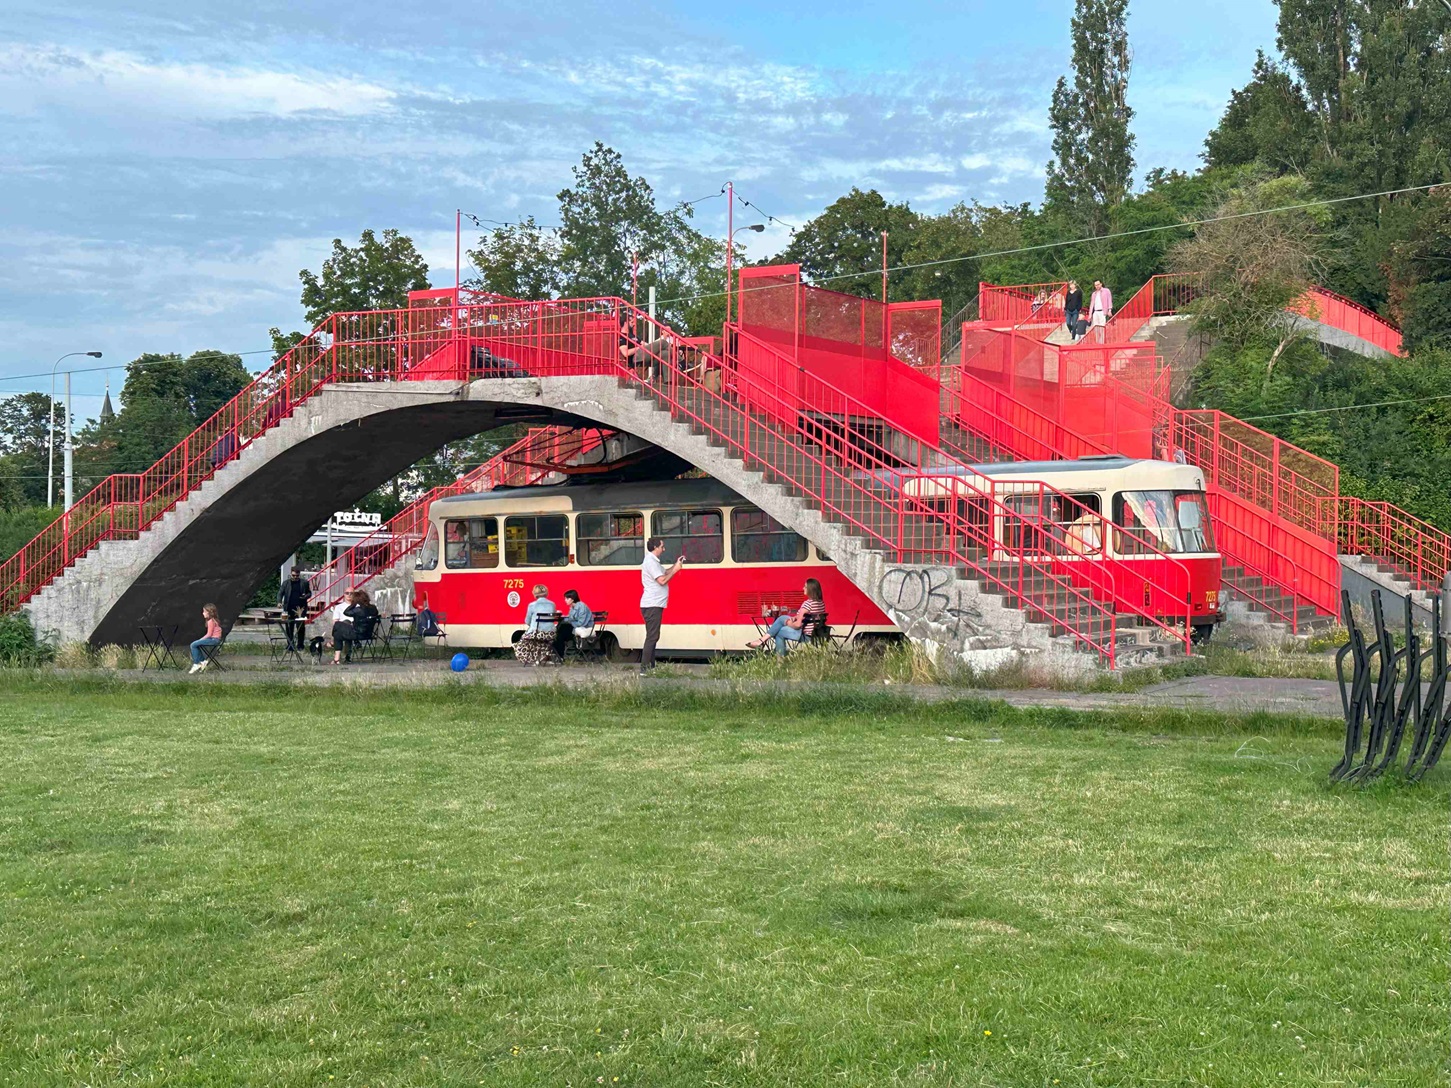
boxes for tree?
[467,217,563,300]
[1045,0,1136,234]
[556,143,670,299]
[1203,52,1317,175]
[298,228,431,327]
[1386,187,1451,353]
[0,392,61,508]
[108,350,251,473]
[778,188,920,299]
[1169,176,1328,376]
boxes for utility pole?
[63,371,73,511]
[725,181,734,325]
[881,231,889,303]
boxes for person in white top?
[1088,280,1113,342]
[639,536,684,676]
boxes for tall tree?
[778,188,920,299]
[298,228,431,326]
[556,143,669,299]
[468,217,563,300]
[0,392,61,508]
[1203,52,1317,175]
[1044,0,1136,234]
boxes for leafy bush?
[0,611,54,666]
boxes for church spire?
[99,379,115,425]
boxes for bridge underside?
[89,398,562,645]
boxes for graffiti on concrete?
[877,566,984,640]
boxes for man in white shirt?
[639,536,684,676]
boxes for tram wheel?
[602,634,636,663]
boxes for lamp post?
[728,222,766,326]
[48,351,102,508]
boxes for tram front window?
[1113,490,1215,554]
[417,523,440,570]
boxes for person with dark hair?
[1063,280,1082,338]
[749,578,826,656]
[639,536,684,677]
[331,589,379,664]
[277,566,312,652]
[552,589,594,662]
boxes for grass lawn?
[0,678,1442,1086]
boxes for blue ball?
[450,652,470,672]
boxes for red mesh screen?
[738,266,799,350]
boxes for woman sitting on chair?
[748,578,826,656]
[331,590,380,665]
[515,584,558,666]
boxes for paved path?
[92,659,1348,719]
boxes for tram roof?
[435,477,748,510]
[969,455,1146,476]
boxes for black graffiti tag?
[878,567,969,634]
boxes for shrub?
[0,612,54,667]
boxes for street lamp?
[48,351,102,508]
[726,221,766,325]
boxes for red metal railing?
[459,298,1200,659]
[1290,288,1404,356]
[306,425,613,617]
[1340,499,1451,592]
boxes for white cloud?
[0,44,396,121]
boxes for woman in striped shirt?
[748,578,826,656]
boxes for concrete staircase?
[1340,555,1443,631]
[1221,564,1336,637]
[626,377,1187,670]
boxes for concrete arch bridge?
[9,291,1202,670]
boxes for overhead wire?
[651,179,1449,308]
[4,180,1441,402]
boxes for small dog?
[308,636,326,663]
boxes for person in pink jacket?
[1089,280,1113,342]
[189,604,223,673]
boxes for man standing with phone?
[639,536,684,677]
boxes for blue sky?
[0,0,1278,417]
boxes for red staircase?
[953,275,1441,630]
[306,425,612,618]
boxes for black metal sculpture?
[1333,587,1448,783]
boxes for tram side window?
[418,523,440,570]
[578,511,645,566]
[731,507,807,563]
[444,517,499,568]
[651,509,723,564]
[504,514,570,567]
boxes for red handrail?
[1340,498,1451,592]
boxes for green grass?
[0,677,1443,1086]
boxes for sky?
[0,0,1279,418]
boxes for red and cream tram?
[412,479,897,657]
[889,455,1222,636]
[412,457,1223,654]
